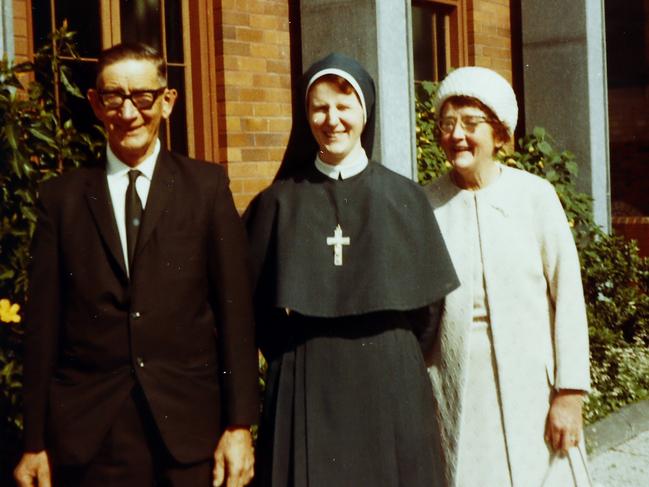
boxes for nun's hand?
[545,389,585,455]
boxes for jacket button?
[130,311,141,319]
[136,357,145,368]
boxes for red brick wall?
[12,0,31,63]
[467,0,513,82]
[216,0,292,211]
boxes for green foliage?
[0,25,103,476]
[586,341,649,426]
[415,80,649,425]
[415,81,451,185]
[581,235,649,423]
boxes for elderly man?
[14,43,258,487]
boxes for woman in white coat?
[425,67,592,487]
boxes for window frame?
[28,0,220,160]
[412,0,468,81]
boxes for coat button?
[130,311,141,319]
[136,357,145,368]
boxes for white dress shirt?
[106,140,160,274]
[314,149,368,180]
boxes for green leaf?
[532,126,546,138]
[0,269,15,280]
[27,127,56,147]
[4,122,19,150]
[59,67,84,98]
[538,141,553,155]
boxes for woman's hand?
[545,389,585,455]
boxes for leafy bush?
[415,81,451,184]
[0,25,102,479]
[581,235,649,423]
[415,81,649,425]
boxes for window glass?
[31,0,53,49]
[411,2,452,81]
[605,0,647,87]
[32,0,101,57]
[166,66,188,155]
[120,0,162,50]
[165,0,184,63]
[412,6,435,81]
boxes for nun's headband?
[305,68,367,123]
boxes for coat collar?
[437,164,512,218]
[85,161,128,279]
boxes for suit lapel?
[135,150,177,259]
[84,165,128,278]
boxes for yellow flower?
[0,299,21,323]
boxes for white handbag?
[541,444,594,487]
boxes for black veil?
[274,53,377,181]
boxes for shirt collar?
[105,139,160,180]
[314,149,368,180]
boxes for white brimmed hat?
[434,66,518,135]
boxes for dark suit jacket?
[22,149,259,465]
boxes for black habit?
[245,53,458,487]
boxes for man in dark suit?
[14,43,259,487]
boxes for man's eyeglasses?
[437,115,492,134]
[97,87,167,110]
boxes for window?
[605,0,648,87]
[30,0,220,160]
[411,0,467,81]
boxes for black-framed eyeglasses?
[97,87,167,110]
[437,115,492,134]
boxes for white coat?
[425,166,591,487]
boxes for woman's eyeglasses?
[437,115,492,134]
[97,87,167,110]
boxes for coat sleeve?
[408,302,443,367]
[208,171,259,426]
[537,181,591,392]
[242,190,277,290]
[22,182,62,452]
[242,190,280,357]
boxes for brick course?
[216,0,291,211]
[468,0,514,82]
[12,0,31,63]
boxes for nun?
[244,53,458,486]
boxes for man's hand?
[213,427,254,487]
[14,450,51,487]
[545,389,585,455]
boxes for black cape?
[245,162,458,320]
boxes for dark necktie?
[125,170,143,270]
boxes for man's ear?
[87,89,106,121]
[161,88,178,120]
